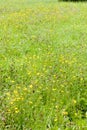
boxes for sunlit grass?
[0,0,87,129]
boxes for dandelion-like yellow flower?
[75,113,77,116]
[13,90,18,95]
[23,87,28,91]
[15,108,19,113]
[30,85,33,88]
[72,99,77,104]
[10,101,14,105]
[52,88,56,91]
[11,80,15,83]
[37,73,40,76]
[80,78,83,81]
[54,118,57,122]
[62,111,68,116]
[29,101,33,104]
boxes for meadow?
[0,0,87,129]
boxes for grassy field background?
[0,0,87,129]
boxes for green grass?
[0,0,87,129]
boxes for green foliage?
[59,0,87,1]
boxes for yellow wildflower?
[30,85,33,88]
